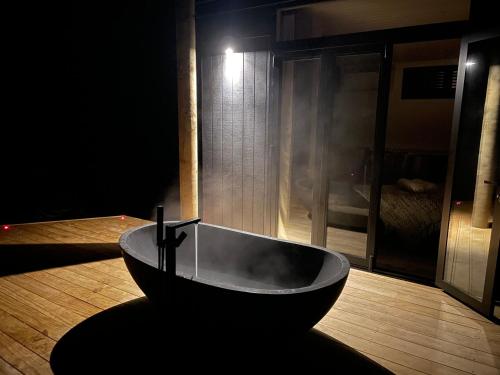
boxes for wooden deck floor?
[0,217,499,374]
[444,202,491,301]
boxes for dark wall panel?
[222,56,234,227]
[211,56,224,224]
[201,51,276,236]
[232,53,244,230]
[201,58,213,224]
[253,52,269,234]
[243,53,256,232]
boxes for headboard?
[382,150,448,184]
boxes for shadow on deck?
[0,243,122,276]
[50,297,393,374]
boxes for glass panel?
[325,53,380,259]
[277,58,320,245]
[278,52,381,261]
[443,37,500,302]
[375,40,459,281]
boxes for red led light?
[2,225,10,230]
[456,201,462,206]
[120,216,125,220]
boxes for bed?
[355,182,444,244]
[292,150,447,242]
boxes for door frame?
[435,30,500,317]
[274,42,391,269]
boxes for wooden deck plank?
[348,271,468,308]
[4,274,100,318]
[0,216,147,245]
[316,323,470,375]
[0,292,70,341]
[62,264,143,297]
[345,276,486,322]
[98,258,128,270]
[83,261,136,283]
[0,331,52,375]
[0,279,85,327]
[0,216,498,375]
[43,267,137,304]
[319,315,499,374]
[444,203,491,301]
[339,293,494,340]
[0,356,23,375]
[0,309,55,361]
[363,353,428,375]
[342,286,500,336]
[326,308,500,369]
[25,271,118,311]
[332,298,500,355]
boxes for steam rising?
[176,224,324,290]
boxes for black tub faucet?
[156,206,200,273]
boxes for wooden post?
[278,61,294,230]
[471,65,499,228]
[176,0,198,219]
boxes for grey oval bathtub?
[119,222,349,337]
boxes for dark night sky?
[2,0,180,224]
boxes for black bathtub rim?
[119,222,350,295]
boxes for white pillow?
[397,178,438,193]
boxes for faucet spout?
[156,206,201,306]
[165,218,201,230]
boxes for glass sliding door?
[323,53,381,259]
[277,47,388,266]
[436,35,500,316]
[276,57,320,246]
[374,39,460,282]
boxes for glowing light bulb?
[224,47,241,82]
[2,225,10,230]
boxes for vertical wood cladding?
[201,51,277,236]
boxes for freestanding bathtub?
[119,222,349,337]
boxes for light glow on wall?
[224,47,242,82]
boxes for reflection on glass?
[277,53,380,261]
[325,54,380,258]
[277,59,320,245]
[443,38,499,301]
[374,40,459,281]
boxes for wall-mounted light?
[224,46,241,82]
[465,60,476,68]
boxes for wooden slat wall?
[232,53,244,230]
[265,56,281,236]
[211,56,224,224]
[201,51,278,236]
[201,58,213,224]
[242,53,255,232]
[253,52,268,234]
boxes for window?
[402,65,458,99]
